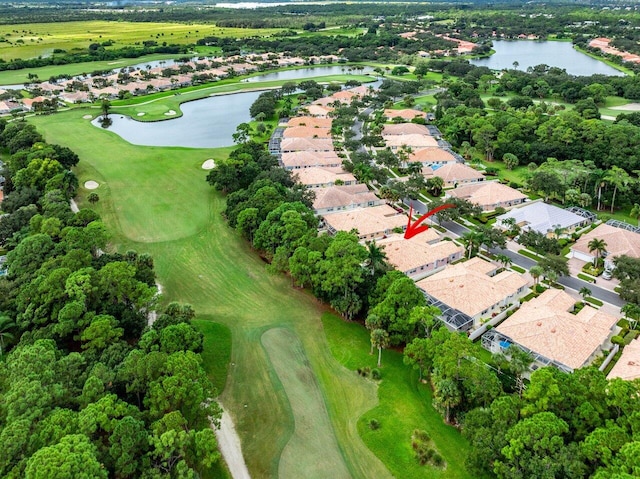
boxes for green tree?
[588,238,607,268]
[24,434,107,479]
[0,315,16,355]
[630,203,640,226]
[503,153,519,170]
[370,328,389,367]
[605,166,632,213]
[580,287,592,301]
[494,412,572,479]
[433,376,462,424]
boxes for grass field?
[0,21,281,61]
[323,314,474,479]
[30,106,474,479]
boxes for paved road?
[404,198,625,308]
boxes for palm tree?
[605,166,632,214]
[529,265,543,285]
[433,377,461,424]
[365,241,389,277]
[507,347,533,398]
[579,287,592,301]
[365,314,382,355]
[462,230,484,259]
[622,303,640,330]
[0,316,16,356]
[371,328,389,367]
[496,254,512,269]
[588,238,607,268]
[631,203,640,226]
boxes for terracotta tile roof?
[280,151,341,169]
[305,104,333,117]
[429,163,485,184]
[280,137,334,152]
[383,108,427,120]
[384,134,439,149]
[379,234,463,274]
[323,205,406,238]
[572,224,640,260]
[416,257,528,318]
[287,117,332,128]
[283,126,331,139]
[409,148,457,164]
[294,167,356,187]
[313,184,379,211]
[497,289,618,370]
[608,338,640,381]
[382,123,431,136]
[446,181,527,209]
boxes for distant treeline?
[0,44,188,72]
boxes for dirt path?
[214,405,251,479]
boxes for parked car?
[603,269,613,280]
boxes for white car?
[602,270,613,280]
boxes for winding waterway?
[470,40,624,77]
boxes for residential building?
[408,148,458,168]
[485,289,619,373]
[496,202,592,237]
[280,151,342,170]
[280,137,334,153]
[378,234,464,279]
[416,257,529,331]
[445,181,528,212]
[383,134,439,151]
[383,109,427,121]
[571,223,640,270]
[305,104,333,118]
[287,117,332,128]
[313,184,382,215]
[283,126,332,139]
[427,163,485,188]
[323,205,406,240]
[382,123,431,136]
[294,167,357,188]
[607,338,640,381]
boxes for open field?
[30,105,475,479]
[322,313,475,479]
[0,21,281,61]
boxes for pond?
[95,66,378,148]
[245,65,374,82]
[94,90,263,148]
[470,40,624,77]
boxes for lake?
[95,90,263,148]
[95,66,378,148]
[470,40,624,77]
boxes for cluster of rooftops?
[274,84,640,379]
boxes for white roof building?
[496,202,591,236]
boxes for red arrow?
[404,203,455,240]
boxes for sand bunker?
[84,181,99,190]
[611,103,640,111]
[82,114,92,119]
[202,159,216,170]
[137,112,146,117]
[164,110,177,116]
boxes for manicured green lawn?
[322,313,474,479]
